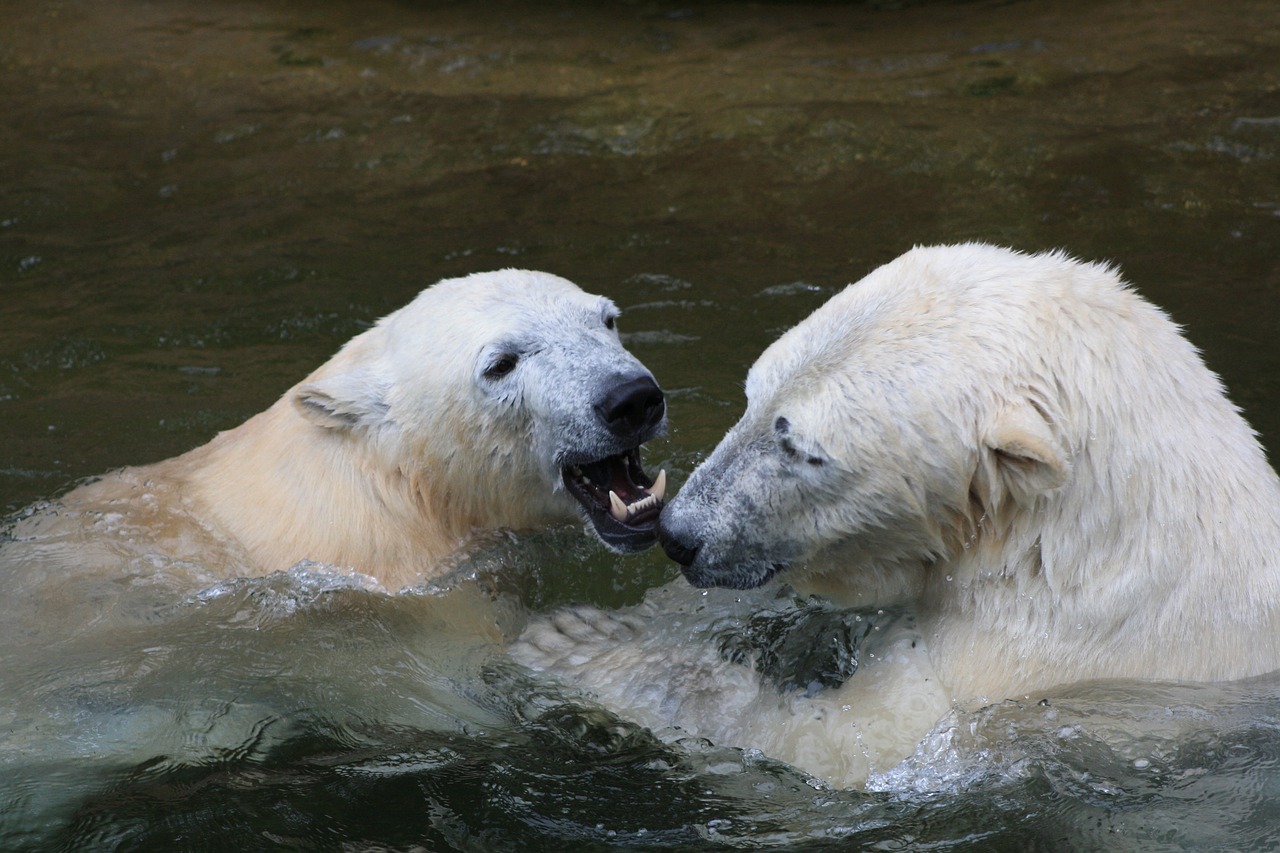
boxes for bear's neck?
[173,399,471,590]
[922,426,1280,700]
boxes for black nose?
[657,523,700,567]
[595,374,665,439]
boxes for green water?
[2,0,1279,849]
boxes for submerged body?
[518,244,1280,785]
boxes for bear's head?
[291,270,668,552]
[655,244,1189,594]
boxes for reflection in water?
[2,0,1280,848]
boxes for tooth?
[651,469,667,502]
[609,490,629,522]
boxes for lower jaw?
[587,513,660,553]
[681,561,781,590]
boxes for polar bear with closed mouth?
[515,243,1280,787]
[10,270,668,592]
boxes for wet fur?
[517,244,1280,786]
[15,270,657,591]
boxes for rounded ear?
[292,368,391,432]
[980,400,1069,507]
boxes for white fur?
[18,270,654,591]
[515,244,1280,786]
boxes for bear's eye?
[780,439,825,467]
[484,353,519,379]
[776,419,824,466]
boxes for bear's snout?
[657,521,700,567]
[595,374,666,441]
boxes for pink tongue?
[608,460,643,501]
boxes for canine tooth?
[609,490,629,522]
[651,469,667,502]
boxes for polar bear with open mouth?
[12,270,667,591]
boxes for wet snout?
[657,520,700,568]
[559,366,667,553]
[595,373,665,443]
[656,443,786,590]
[660,511,782,588]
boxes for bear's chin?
[680,560,783,590]
[562,448,664,552]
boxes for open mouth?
[562,448,666,552]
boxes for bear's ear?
[981,400,1069,506]
[292,370,391,432]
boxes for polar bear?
[11,270,667,592]
[515,243,1280,787]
